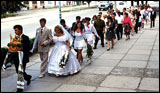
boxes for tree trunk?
[146,1,148,6]
[141,1,144,5]
[131,1,134,6]
[137,1,139,7]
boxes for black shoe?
[93,47,97,49]
[27,75,32,85]
[102,45,104,47]
[128,36,130,40]
[16,89,23,92]
[106,42,107,44]
[118,38,120,40]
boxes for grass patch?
[1,13,18,18]
[62,7,96,13]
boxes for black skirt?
[106,30,116,41]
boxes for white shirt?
[139,16,142,22]
[140,9,145,17]
[115,15,124,24]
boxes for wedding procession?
[1,2,159,92]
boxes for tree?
[1,1,7,15]
[86,1,91,7]
[1,1,25,15]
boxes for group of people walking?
[4,4,156,92]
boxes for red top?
[123,17,132,27]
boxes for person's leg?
[81,49,83,62]
[13,54,19,73]
[101,33,104,47]
[111,39,114,48]
[116,25,120,40]
[40,52,48,75]
[120,24,123,38]
[107,40,110,50]
[153,19,155,27]
[150,19,153,28]
[132,25,134,36]
[134,24,138,33]
[23,62,31,79]
[94,36,99,49]
[77,49,81,63]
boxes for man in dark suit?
[8,25,32,92]
[134,9,141,33]
[71,16,81,32]
[150,8,156,28]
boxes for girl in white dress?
[48,25,81,76]
[84,17,100,45]
[73,21,88,63]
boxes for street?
[1,8,99,47]
[1,14,159,92]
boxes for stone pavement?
[1,17,159,92]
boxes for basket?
[7,41,23,52]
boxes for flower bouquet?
[59,50,70,69]
[7,34,23,52]
[86,44,94,62]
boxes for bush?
[1,47,8,68]
[1,13,18,18]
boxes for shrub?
[1,47,8,68]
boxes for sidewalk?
[1,17,159,92]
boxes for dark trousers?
[116,24,123,39]
[8,53,31,81]
[150,19,155,28]
[94,32,104,48]
[134,22,138,33]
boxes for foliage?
[1,47,8,68]
[86,44,94,60]
[1,1,26,15]
[1,13,18,18]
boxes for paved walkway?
[1,17,159,92]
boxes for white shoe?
[39,74,45,78]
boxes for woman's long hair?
[74,21,84,34]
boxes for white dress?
[47,34,81,76]
[73,31,86,49]
[84,24,99,45]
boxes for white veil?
[57,24,73,46]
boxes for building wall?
[22,1,77,10]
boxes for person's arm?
[66,40,70,51]
[31,29,39,53]
[92,26,101,40]
[92,26,99,37]
[43,29,53,46]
